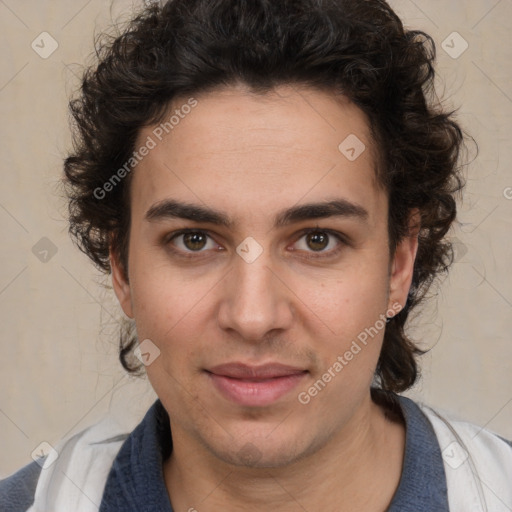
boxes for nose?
[216,246,294,343]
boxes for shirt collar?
[100,393,449,511]
[387,393,449,511]
[99,399,173,512]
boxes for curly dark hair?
[63,0,467,391]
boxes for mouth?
[205,363,308,407]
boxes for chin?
[219,446,302,469]
[206,428,325,470]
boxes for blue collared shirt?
[98,393,450,511]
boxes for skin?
[111,83,419,511]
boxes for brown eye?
[167,230,217,255]
[306,231,329,251]
[292,229,346,259]
[183,232,208,251]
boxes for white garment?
[27,414,128,512]
[419,405,512,512]
[27,403,512,512]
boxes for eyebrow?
[145,198,369,228]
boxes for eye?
[167,229,219,254]
[292,229,346,258]
[164,227,347,260]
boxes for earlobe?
[110,248,134,319]
[388,209,420,313]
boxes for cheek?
[295,263,390,335]
[301,279,388,396]
[127,258,216,376]
[291,270,390,393]
[127,249,208,337]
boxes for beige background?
[1,0,511,477]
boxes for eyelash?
[164,227,348,261]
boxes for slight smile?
[206,363,309,407]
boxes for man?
[1,0,511,511]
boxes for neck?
[163,392,405,512]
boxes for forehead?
[130,84,384,227]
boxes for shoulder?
[416,401,512,511]
[418,402,512,458]
[0,460,44,512]
[0,395,156,512]
[1,417,131,512]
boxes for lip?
[206,363,308,407]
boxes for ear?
[388,209,420,314]
[110,247,134,319]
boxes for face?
[111,84,417,468]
